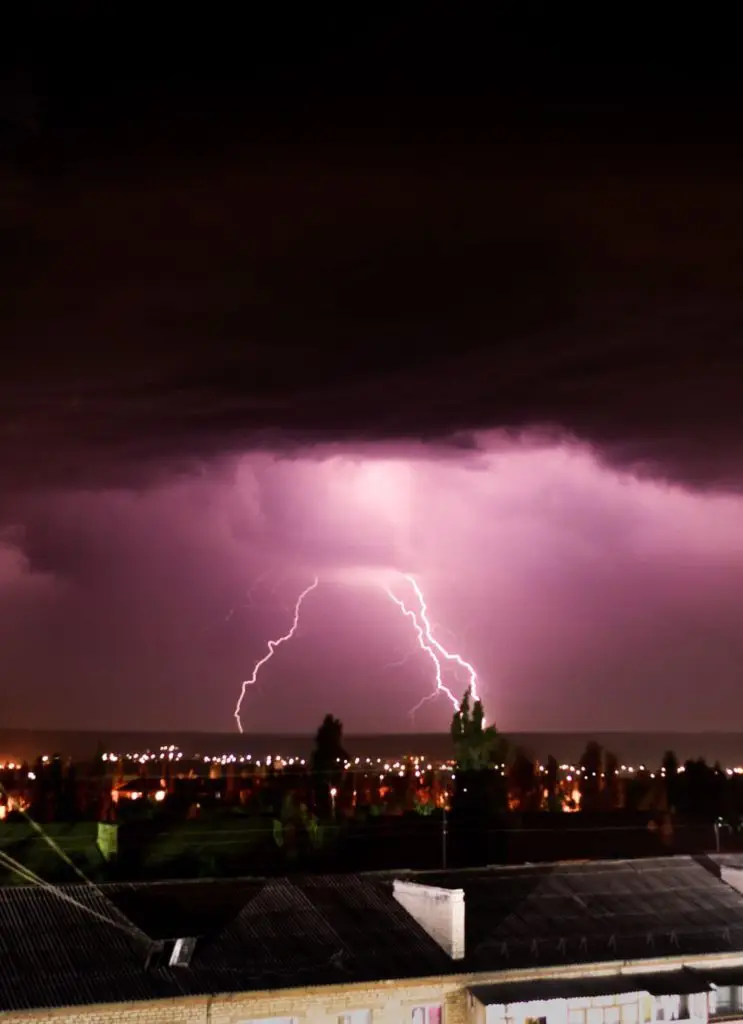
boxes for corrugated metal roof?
[2,856,743,1013]
[406,856,743,970]
[0,871,452,1012]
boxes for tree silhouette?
[579,741,603,813]
[509,749,539,811]
[677,758,721,821]
[91,740,106,778]
[311,714,347,819]
[662,749,679,811]
[450,689,507,817]
[545,754,561,812]
[450,688,504,770]
[603,751,620,810]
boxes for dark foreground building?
[4,855,743,1021]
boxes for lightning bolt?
[384,585,461,712]
[408,689,442,723]
[223,568,274,624]
[380,648,418,672]
[234,571,481,731]
[385,574,480,714]
[234,577,320,732]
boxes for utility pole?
[714,817,732,854]
[441,776,448,869]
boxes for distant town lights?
[2,746,742,781]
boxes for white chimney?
[393,879,465,959]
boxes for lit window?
[570,1012,587,1024]
[606,1007,621,1024]
[412,1007,442,1024]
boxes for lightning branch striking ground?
[400,574,480,702]
[234,577,320,733]
[386,577,481,712]
[234,571,481,731]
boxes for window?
[621,1004,639,1024]
[412,1007,442,1024]
[339,1014,371,1024]
[666,996,685,1021]
[711,987,735,1017]
[655,996,688,1022]
[572,1006,627,1024]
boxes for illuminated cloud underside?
[3,431,743,733]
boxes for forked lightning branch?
[233,574,480,733]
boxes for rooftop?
[411,856,743,971]
[470,967,717,1008]
[3,855,743,1012]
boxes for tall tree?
[603,751,620,811]
[662,749,679,811]
[450,689,507,816]
[451,689,504,770]
[545,754,561,812]
[677,758,719,820]
[579,741,603,813]
[509,749,539,811]
[311,714,347,819]
[91,739,107,778]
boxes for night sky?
[2,7,743,734]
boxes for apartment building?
[4,854,743,1023]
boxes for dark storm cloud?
[1,1,742,492]
[2,4,740,487]
[2,148,743,490]
[4,9,743,736]
[4,40,743,488]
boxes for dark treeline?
[1,704,742,883]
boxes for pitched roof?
[2,856,743,1013]
[409,855,743,970]
[0,873,452,1012]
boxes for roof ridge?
[0,854,705,895]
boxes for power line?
[0,821,711,849]
[0,847,146,940]
[0,779,150,940]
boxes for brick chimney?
[392,879,465,959]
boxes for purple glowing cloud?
[3,431,743,734]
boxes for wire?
[12,821,695,851]
[0,848,146,940]
[0,780,150,940]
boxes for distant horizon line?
[0,727,741,737]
